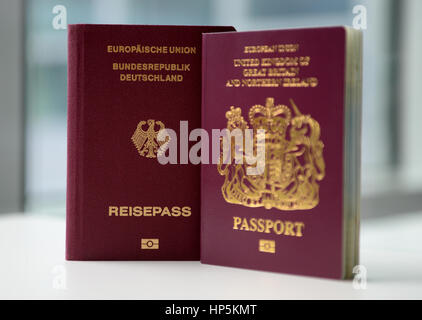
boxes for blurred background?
[1,0,422,218]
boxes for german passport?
[201,27,362,278]
[66,24,235,260]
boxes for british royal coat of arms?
[218,97,326,211]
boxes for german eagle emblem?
[131,119,170,158]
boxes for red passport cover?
[66,24,235,260]
[201,27,352,278]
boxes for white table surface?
[1,212,422,300]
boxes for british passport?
[201,27,362,278]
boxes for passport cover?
[201,27,362,278]
[66,24,235,260]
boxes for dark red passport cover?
[66,24,235,260]
[201,27,354,278]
